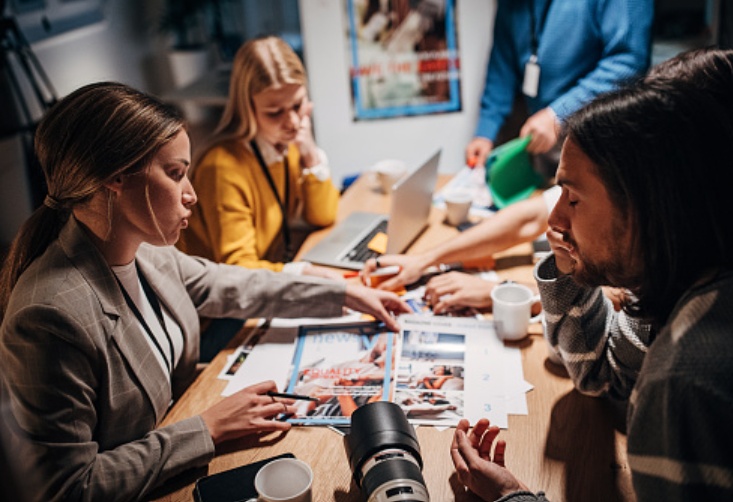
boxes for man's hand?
[520,107,560,154]
[361,254,432,291]
[344,284,411,332]
[451,418,528,501]
[424,272,496,314]
[546,228,576,276]
[466,137,494,169]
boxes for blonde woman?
[0,82,408,502]
[178,36,340,277]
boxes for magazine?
[284,322,398,425]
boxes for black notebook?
[194,453,295,502]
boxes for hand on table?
[200,381,296,444]
[424,272,497,314]
[466,137,494,169]
[520,107,560,154]
[344,284,411,332]
[451,418,528,501]
[361,254,431,291]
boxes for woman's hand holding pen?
[200,381,296,444]
[361,254,432,291]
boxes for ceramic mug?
[372,159,407,194]
[491,282,542,341]
[246,458,313,502]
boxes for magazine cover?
[394,327,465,425]
[285,322,399,425]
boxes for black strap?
[115,264,175,376]
[250,140,294,262]
[529,0,553,56]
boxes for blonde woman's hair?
[213,36,307,144]
[0,82,185,319]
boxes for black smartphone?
[194,453,296,502]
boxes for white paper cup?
[248,458,313,502]
[372,159,407,194]
[491,283,542,341]
[443,189,473,226]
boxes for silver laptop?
[302,150,441,270]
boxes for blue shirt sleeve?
[549,0,653,120]
[475,1,522,142]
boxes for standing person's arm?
[548,0,653,121]
[468,1,522,167]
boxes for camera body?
[344,401,429,502]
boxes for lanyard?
[250,140,294,262]
[529,0,553,56]
[115,264,175,376]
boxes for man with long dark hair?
[451,48,733,501]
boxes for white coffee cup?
[491,282,542,341]
[246,458,313,502]
[443,189,473,226]
[372,159,407,194]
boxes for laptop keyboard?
[343,219,388,263]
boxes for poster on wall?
[345,0,462,121]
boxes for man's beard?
[564,230,633,288]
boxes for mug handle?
[529,294,543,324]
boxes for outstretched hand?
[451,418,528,501]
[345,284,411,332]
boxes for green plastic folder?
[485,136,544,209]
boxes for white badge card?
[522,55,540,98]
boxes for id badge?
[522,55,540,98]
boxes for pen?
[266,391,320,403]
[343,271,360,278]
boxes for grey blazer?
[0,217,345,502]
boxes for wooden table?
[150,175,634,502]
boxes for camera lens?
[344,401,429,502]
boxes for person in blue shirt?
[466,0,653,177]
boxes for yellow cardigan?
[178,139,339,271]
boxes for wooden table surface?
[149,175,634,502]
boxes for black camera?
[344,401,429,502]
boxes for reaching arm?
[362,194,550,291]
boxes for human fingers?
[246,380,280,395]
[260,401,298,419]
[300,96,313,118]
[478,425,501,460]
[493,439,507,467]
[450,427,472,485]
[546,228,576,276]
[467,418,491,449]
